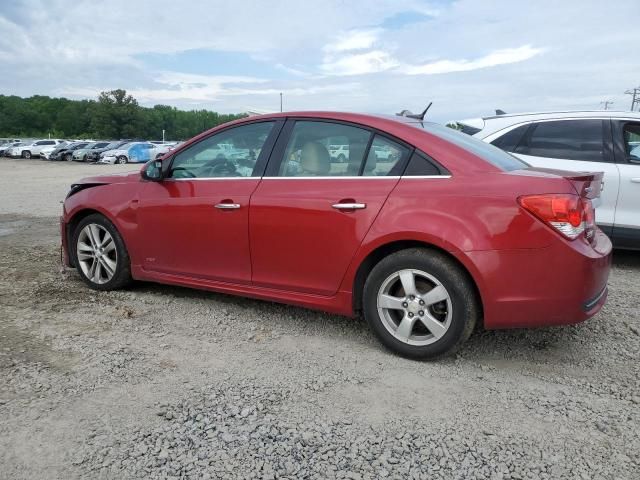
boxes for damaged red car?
[61,112,612,358]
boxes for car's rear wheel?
[22,150,31,159]
[117,155,128,164]
[363,248,478,359]
[65,153,72,161]
[72,214,132,291]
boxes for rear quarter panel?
[338,170,577,309]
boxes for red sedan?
[61,112,612,359]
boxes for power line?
[625,87,640,111]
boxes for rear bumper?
[468,229,612,329]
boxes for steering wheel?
[200,158,237,177]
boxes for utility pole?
[280,92,283,112]
[625,87,640,111]
[600,100,613,110]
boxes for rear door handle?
[215,203,241,209]
[631,178,640,183]
[332,203,367,210]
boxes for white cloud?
[1,0,639,117]
[403,45,545,75]
[324,29,382,53]
[321,50,399,76]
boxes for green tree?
[0,91,247,140]
[91,89,142,139]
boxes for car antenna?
[495,109,507,115]
[396,102,433,121]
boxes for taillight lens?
[518,194,596,241]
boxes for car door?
[490,119,620,234]
[249,119,411,296]
[137,120,282,283]
[611,120,640,248]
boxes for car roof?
[454,110,640,138]
[481,110,640,121]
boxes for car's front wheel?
[21,150,31,159]
[363,248,479,359]
[72,214,132,290]
[116,155,128,164]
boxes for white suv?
[10,139,66,159]
[451,111,640,249]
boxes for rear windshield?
[420,122,529,171]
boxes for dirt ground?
[0,158,638,479]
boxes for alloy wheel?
[76,223,117,284]
[377,268,452,346]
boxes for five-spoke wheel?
[364,248,479,359]
[377,269,452,346]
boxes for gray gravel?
[0,158,638,479]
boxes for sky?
[1,0,639,122]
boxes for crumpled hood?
[76,171,141,185]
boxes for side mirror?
[141,160,164,181]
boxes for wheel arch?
[65,207,118,267]
[351,239,484,321]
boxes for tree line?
[0,89,247,141]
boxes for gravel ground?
[0,157,638,479]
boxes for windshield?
[418,122,529,171]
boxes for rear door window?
[515,120,605,162]
[276,121,371,177]
[362,136,410,176]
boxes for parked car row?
[0,138,182,163]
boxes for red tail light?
[518,194,596,241]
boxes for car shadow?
[612,249,640,268]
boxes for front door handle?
[215,203,241,209]
[332,202,367,210]
[631,178,640,183]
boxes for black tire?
[71,214,132,291]
[22,150,31,159]
[117,155,128,164]
[363,248,479,359]
[65,153,72,161]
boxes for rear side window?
[403,152,442,176]
[515,120,605,162]
[491,124,529,151]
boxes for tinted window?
[170,122,275,179]
[403,152,442,176]
[491,124,529,151]
[623,123,640,161]
[362,135,410,176]
[418,123,529,171]
[515,120,605,162]
[277,121,371,177]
